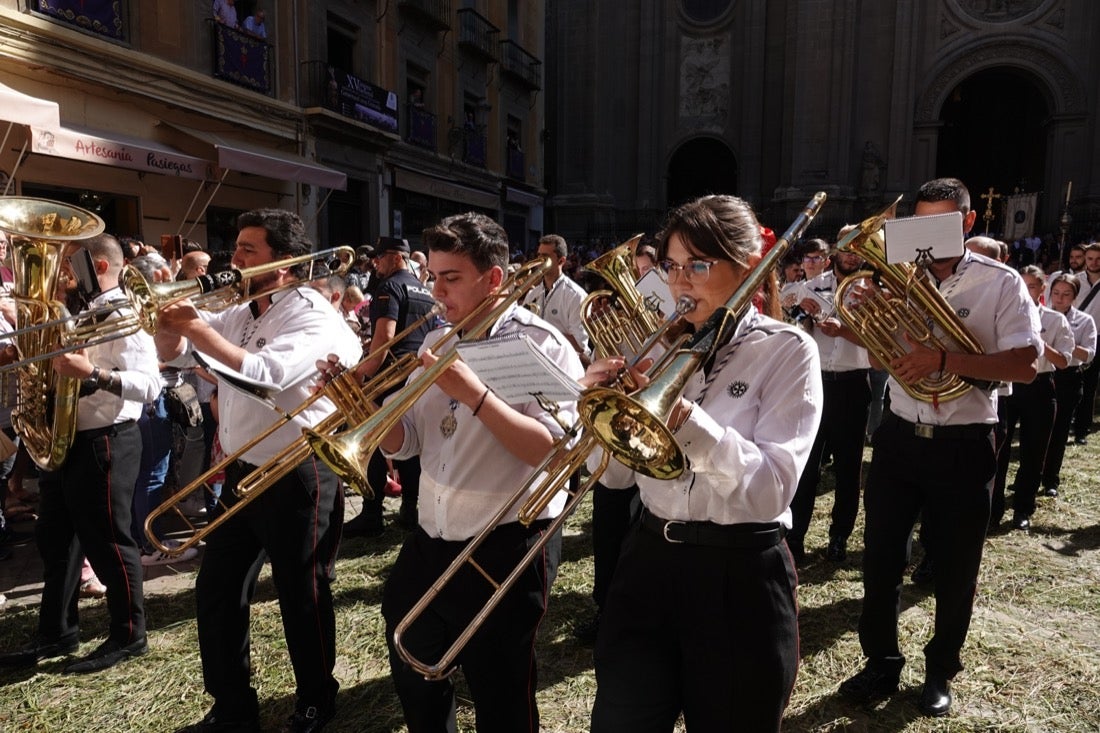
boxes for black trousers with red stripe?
[382,521,560,733]
[196,457,343,720]
[36,420,145,645]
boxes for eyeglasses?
[658,258,718,283]
[802,255,827,264]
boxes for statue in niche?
[859,141,885,197]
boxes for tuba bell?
[0,197,105,470]
[832,198,985,404]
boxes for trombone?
[0,246,356,374]
[301,257,553,497]
[142,300,444,556]
[390,295,697,680]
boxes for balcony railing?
[299,61,399,134]
[506,147,525,181]
[457,8,499,62]
[449,125,487,168]
[407,105,437,151]
[397,0,451,31]
[499,40,541,90]
[32,0,127,41]
[211,20,272,94]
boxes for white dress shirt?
[1035,305,1074,374]
[521,273,590,355]
[888,251,1043,426]
[793,270,870,371]
[200,287,362,464]
[596,310,822,530]
[385,304,584,541]
[77,288,161,431]
[1061,306,1097,367]
[1072,272,1100,333]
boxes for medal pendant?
[440,413,458,439]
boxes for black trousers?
[1072,358,1099,439]
[196,457,343,720]
[382,522,560,733]
[1043,368,1084,491]
[996,375,1056,518]
[360,447,421,528]
[590,482,641,611]
[36,420,145,645]
[859,414,994,679]
[591,521,798,733]
[790,370,870,546]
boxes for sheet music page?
[883,211,964,264]
[457,333,581,403]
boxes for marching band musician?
[520,233,591,364]
[587,195,823,732]
[0,234,160,674]
[840,178,1043,717]
[374,213,584,732]
[155,209,361,733]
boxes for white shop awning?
[30,124,214,181]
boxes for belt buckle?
[662,520,686,544]
[914,423,935,439]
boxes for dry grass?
[1,439,1098,732]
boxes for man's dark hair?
[917,177,971,215]
[423,212,509,272]
[82,233,125,274]
[796,238,829,257]
[236,208,312,259]
[538,234,568,258]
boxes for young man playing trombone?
[371,212,584,732]
[155,209,361,733]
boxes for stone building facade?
[545,0,1099,247]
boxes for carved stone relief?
[954,0,1045,23]
[679,35,730,124]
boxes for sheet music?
[457,333,581,404]
[883,211,964,264]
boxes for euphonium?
[832,198,985,404]
[578,192,828,479]
[581,233,666,360]
[0,197,105,471]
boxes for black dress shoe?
[839,664,901,703]
[63,637,147,674]
[1042,486,1058,498]
[176,709,260,733]
[342,515,384,538]
[281,705,335,733]
[918,674,952,716]
[0,635,80,667]
[1011,513,1031,532]
[826,536,848,562]
[572,613,600,646]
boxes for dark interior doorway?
[666,138,738,208]
[936,68,1048,214]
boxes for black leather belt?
[641,509,785,549]
[884,413,992,441]
[821,369,869,382]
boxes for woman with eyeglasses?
[588,195,822,732]
[1041,273,1097,500]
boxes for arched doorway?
[666,138,738,207]
[936,67,1048,206]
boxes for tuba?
[581,234,666,360]
[832,198,985,404]
[0,197,105,470]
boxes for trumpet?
[391,293,698,680]
[302,258,553,496]
[0,246,356,374]
[142,301,443,557]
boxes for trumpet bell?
[576,386,685,479]
[304,424,374,498]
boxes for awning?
[30,124,214,181]
[0,81,60,130]
[393,167,499,210]
[161,122,347,191]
